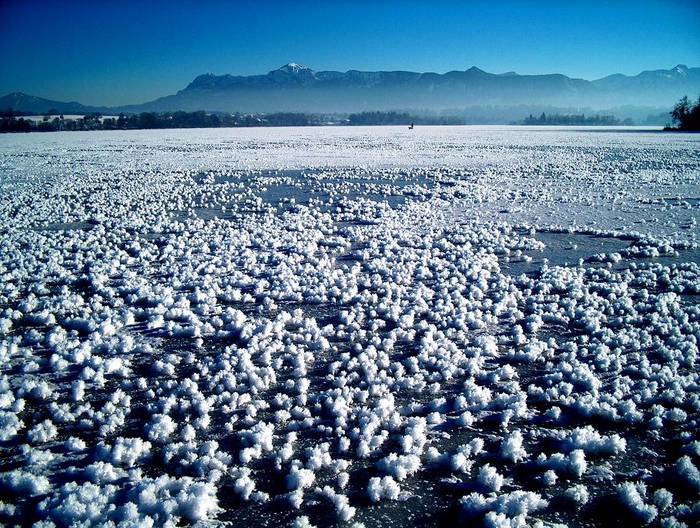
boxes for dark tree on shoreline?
[669,95,700,131]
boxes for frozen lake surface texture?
[0,126,699,527]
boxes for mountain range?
[2,63,699,120]
[0,92,107,115]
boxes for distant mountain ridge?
[3,64,699,118]
[0,92,109,115]
[133,63,700,114]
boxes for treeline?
[0,110,325,133]
[347,111,465,125]
[666,95,700,131]
[523,113,631,126]
[9,108,685,133]
[1,109,475,132]
[101,111,320,129]
[1,114,106,133]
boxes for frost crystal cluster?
[0,128,698,527]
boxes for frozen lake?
[0,126,699,527]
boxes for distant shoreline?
[1,109,669,134]
[0,124,669,135]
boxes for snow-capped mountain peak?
[673,64,688,76]
[278,62,309,73]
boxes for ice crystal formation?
[0,127,698,527]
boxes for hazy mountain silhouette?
[3,64,699,117]
[126,63,700,114]
[0,92,109,115]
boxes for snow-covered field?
[0,126,699,527]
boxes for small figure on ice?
[408,123,414,130]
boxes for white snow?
[1,469,51,495]
[500,430,527,463]
[618,482,658,524]
[478,464,505,492]
[367,475,401,502]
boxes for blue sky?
[1,0,698,106]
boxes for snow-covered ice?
[0,126,698,527]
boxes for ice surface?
[0,126,698,527]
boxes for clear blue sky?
[1,0,698,106]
